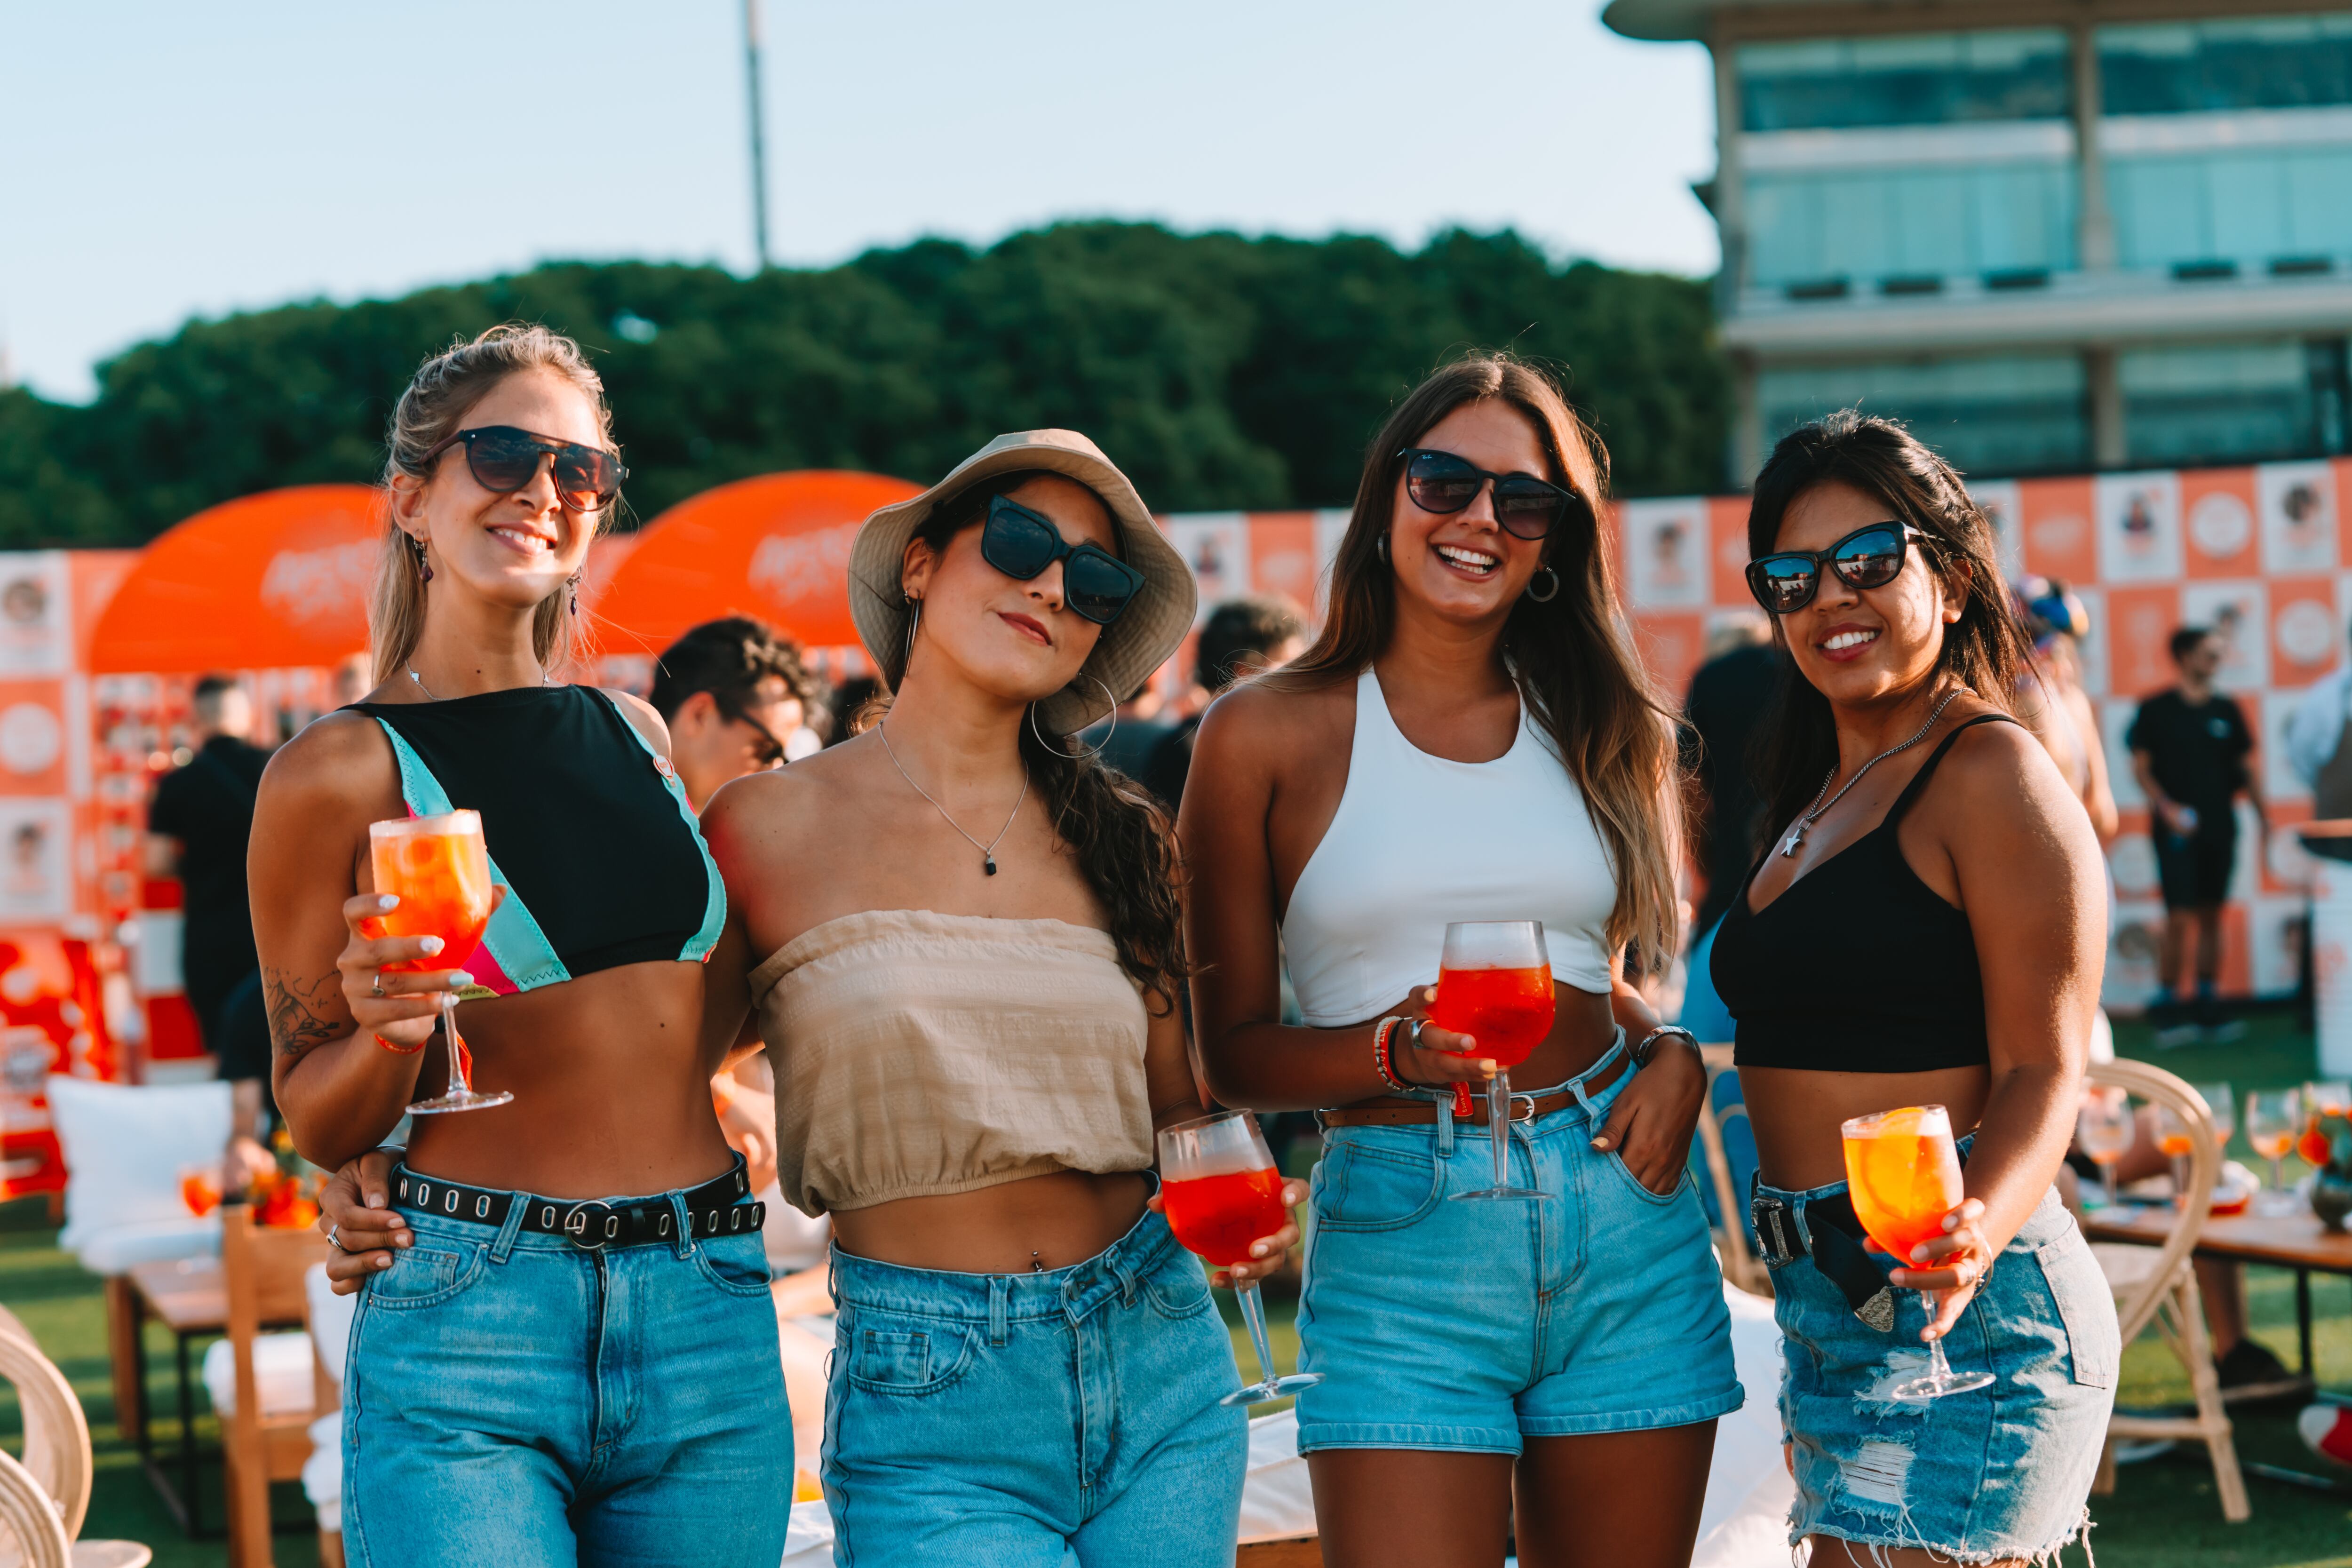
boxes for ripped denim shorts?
[1755,1176,2120,1565]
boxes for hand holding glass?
[1158,1112,1320,1407]
[1429,921,1554,1202]
[1841,1104,1994,1401]
[2076,1087,2131,1209]
[369,811,509,1114]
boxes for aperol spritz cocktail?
[1842,1104,1993,1401]
[369,811,507,1114]
[1159,1111,1319,1406]
[1430,921,1554,1202]
[2247,1089,2302,1215]
[2076,1086,2131,1209]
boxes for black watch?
[1629,1025,1696,1070]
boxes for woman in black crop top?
[250,327,791,1566]
[1709,413,2117,1568]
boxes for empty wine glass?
[2076,1086,2132,1209]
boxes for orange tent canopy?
[593,471,922,656]
[89,486,382,673]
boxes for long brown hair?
[1747,410,2033,839]
[904,474,1189,1010]
[1272,353,1682,972]
[370,324,619,685]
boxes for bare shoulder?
[1195,674,1351,765]
[258,709,395,810]
[702,745,851,860]
[1932,708,2092,841]
[601,688,671,754]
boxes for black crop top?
[1710,715,2015,1073]
[352,687,724,996]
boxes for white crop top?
[1280,667,1618,1026]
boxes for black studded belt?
[391,1158,766,1251]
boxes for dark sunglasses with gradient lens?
[421,425,628,513]
[1399,448,1586,541]
[979,495,1145,626]
[1745,521,1928,615]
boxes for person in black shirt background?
[1673,616,1780,1042]
[1141,596,1304,814]
[2128,626,2266,1040]
[144,673,275,1182]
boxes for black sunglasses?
[1745,521,1931,615]
[421,425,628,513]
[1398,448,1587,541]
[979,495,1145,626]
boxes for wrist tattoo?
[263,967,344,1065]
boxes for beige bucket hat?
[849,430,1197,734]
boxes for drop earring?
[413,536,433,584]
[567,573,581,616]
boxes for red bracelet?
[1371,1016,1413,1094]
[373,1032,426,1055]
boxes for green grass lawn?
[4,1012,2347,1565]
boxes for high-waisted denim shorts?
[822,1202,1248,1567]
[343,1163,793,1568]
[1758,1173,2120,1564]
[1296,1043,1744,1454]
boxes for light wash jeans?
[342,1167,794,1568]
[822,1204,1248,1566]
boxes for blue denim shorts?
[1295,1043,1744,1454]
[1759,1174,2121,1563]
[822,1203,1248,1567]
[342,1164,794,1568]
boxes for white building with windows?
[1604,1,2352,486]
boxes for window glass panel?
[1739,30,2071,130]
[1747,165,2074,286]
[2208,153,2291,266]
[2286,147,2352,253]
[1891,168,1971,276]
[2109,158,2210,269]
[2120,342,2316,464]
[2100,16,2352,113]
[1758,357,2090,476]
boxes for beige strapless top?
[749,907,1155,1217]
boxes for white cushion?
[777,1500,837,1567]
[1692,1281,1796,1567]
[46,1076,231,1255]
[73,1218,218,1275]
[301,1409,341,1528]
[1237,1409,1314,1540]
[199,1330,314,1419]
[304,1264,357,1383]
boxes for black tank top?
[351,686,724,996]
[1710,714,2016,1073]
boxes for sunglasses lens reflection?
[467,430,546,493]
[1065,554,1140,624]
[1406,453,1483,513]
[1755,559,1817,611]
[1835,528,1905,587]
[984,506,1059,579]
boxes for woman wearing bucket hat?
[692,430,1303,1564]
[1184,356,1740,1568]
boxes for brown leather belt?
[1317,1047,1631,1128]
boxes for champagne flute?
[2076,1086,2131,1209]
[1158,1112,1320,1407]
[1842,1105,1994,1401]
[2246,1088,2302,1215]
[1429,921,1555,1202]
[370,811,509,1114]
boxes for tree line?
[0,223,1728,547]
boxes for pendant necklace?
[878,720,1027,876]
[405,663,556,702]
[1778,686,1967,858]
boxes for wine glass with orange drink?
[1428,921,1554,1202]
[2075,1086,2131,1209]
[369,811,509,1114]
[1840,1105,1994,1401]
[2246,1088,2302,1215]
[1158,1111,1321,1406]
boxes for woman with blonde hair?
[260,324,791,1566]
[1185,354,1740,1568]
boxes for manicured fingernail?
[1591,1137,1611,1150]
[365,1192,384,1209]
[377,895,398,910]
[374,1255,391,1269]
[420,936,443,955]
[1910,1245,1930,1262]
[1252,1242,1268,1257]
[1943,1214,1958,1231]
[450,972,473,989]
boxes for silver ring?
[327,1224,346,1253]
[371,975,385,999]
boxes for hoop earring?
[1525,566,1560,603]
[1029,672,1120,761]
[1375,533,1388,564]
[902,599,921,680]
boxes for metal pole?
[743,0,772,271]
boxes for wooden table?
[2082,1206,2352,1382]
[118,1257,229,1535]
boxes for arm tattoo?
[263,967,345,1066]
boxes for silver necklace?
[877,721,1027,877]
[1779,686,1966,858]
[405,662,555,702]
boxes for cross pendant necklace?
[1778,687,1966,858]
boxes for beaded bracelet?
[1370,1015,1413,1093]
[372,1032,425,1055]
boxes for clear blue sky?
[0,1,1717,402]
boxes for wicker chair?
[2087,1058,2249,1523]
[1693,1044,1770,1296]
[0,1314,152,1566]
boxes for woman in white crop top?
[1185,357,1742,1568]
[694,431,1302,1567]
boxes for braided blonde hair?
[369,324,617,685]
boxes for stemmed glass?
[2246,1088,2303,1216]
[2194,1082,2236,1186]
[369,811,509,1114]
[2155,1101,2197,1202]
[2307,1082,2352,1118]
[1158,1112,1321,1407]
[2076,1086,2132,1209]
[1841,1104,1994,1401]
[1429,921,1555,1202]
